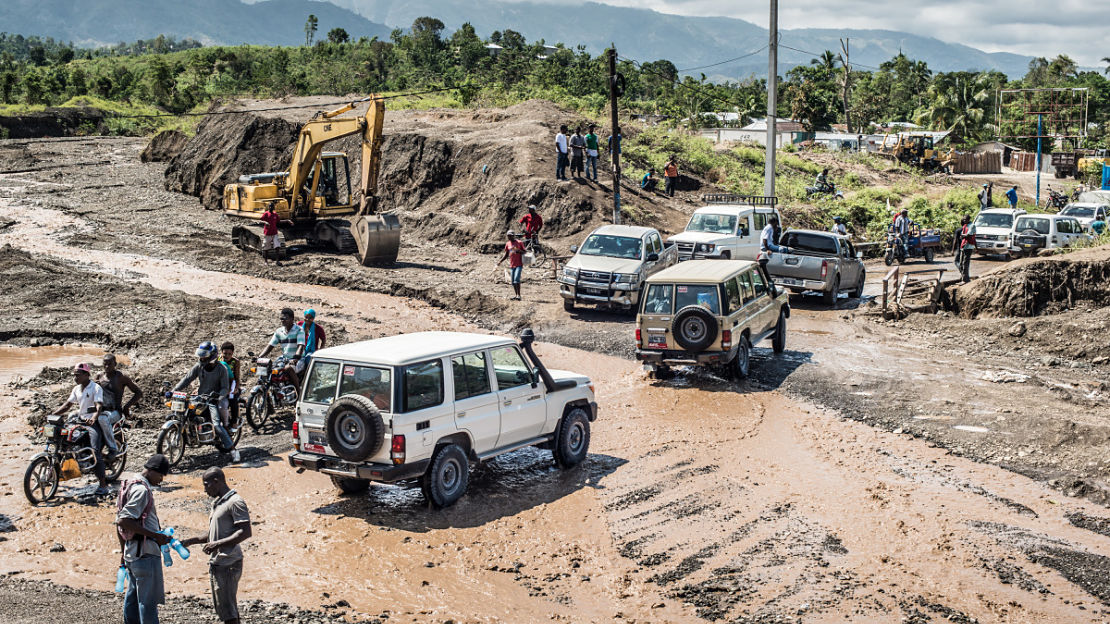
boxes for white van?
[972,208,1026,257]
[667,194,781,261]
[1012,214,1092,256]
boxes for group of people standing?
[554,124,599,181]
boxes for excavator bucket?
[350,213,401,265]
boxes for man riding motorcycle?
[173,341,238,463]
[256,307,306,392]
[815,168,831,192]
[50,362,110,494]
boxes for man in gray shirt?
[174,341,238,462]
[183,467,252,624]
[116,454,172,624]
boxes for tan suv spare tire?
[673,305,718,351]
[326,395,386,462]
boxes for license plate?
[43,425,56,438]
[648,334,667,348]
[778,278,799,286]
[171,400,186,411]
[304,443,325,454]
[308,430,328,447]
[585,288,604,295]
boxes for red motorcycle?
[245,353,299,431]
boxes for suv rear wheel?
[822,275,840,305]
[331,476,370,495]
[423,444,470,508]
[733,335,752,379]
[553,407,591,468]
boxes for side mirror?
[856,251,863,259]
[647,253,659,262]
[570,244,578,253]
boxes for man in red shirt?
[518,205,544,244]
[260,207,281,266]
[497,230,526,300]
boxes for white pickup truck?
[667,194,782,261]
[559,224,678,312]
[288,330,598,508]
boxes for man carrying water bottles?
[116,454,172,624]
[183,467,252,624]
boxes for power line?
[618,54,742,111]
[678,45,768,73]
[778,43,883,71]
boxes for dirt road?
[2,135,1110,622]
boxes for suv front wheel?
[423,444,470,508]
[553,407,591,468]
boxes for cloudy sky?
[595,0,1109,67]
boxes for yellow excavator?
[222,96,401,265]
[877,133,954,173]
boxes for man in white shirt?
[758,215,786,273]
[554,124,569,181]
[51,362,110,494]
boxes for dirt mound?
[0,107,107,139]
[952,246,1110,318]
[165,97,687,243]
[164,111,298,209]
[140,129,189,163]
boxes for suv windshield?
[674,284,720,315]
[1015,217,1050,234]
[686,213,737,235]
[1061,205,1095,219]
[579,234,642,259]
[974,213,1014,229]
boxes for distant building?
[485,43,503,57]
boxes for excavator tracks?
[231,224,287,260]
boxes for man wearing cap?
[117,454,172,624]
[298,309,326,369]
[51,363,110,494]
[497,230,526,301]
[96,353,143,459]
[183,468,252,624]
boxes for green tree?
[919,72,992,140]
[327,28,349,44]
[29,45,46,66]
[22,69,45,104]
[304,14,318,47]
[146,55,175,107]
[0,70,17,104]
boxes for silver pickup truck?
[558,225,679,312]
[765,229,866,304]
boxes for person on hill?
[815,168,830,191]
[497,230,526,301]
[663,156,679,197]
[518,205,544,244]
[641,168,658,192]
[584,125,599,181]
[569,127,586,179]
[831,216,847,236]
[1006,185,1018,209]
[554,125,569,181]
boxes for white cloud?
[589,0,1109,66]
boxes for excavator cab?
[303,153,352,212]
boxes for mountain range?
[2,0,1038,78]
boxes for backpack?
[116,478,154,543]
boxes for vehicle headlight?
[563,267,579,280]
[614,273,637,283]
[697,243,715,252]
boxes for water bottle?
[161,542,173,567]
[168,528,190,561]
[114,566,127,593]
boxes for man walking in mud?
[497,230,526,301]
[117,454,172,624]
[260,205,281,266]
[182,467,252,624]
[97,353,143,459]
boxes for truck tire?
[733,335,752,379]
[325,395,385,462]
[849,269,866,298]
[771,311,786,354]
[822,275,840,305]
[422,444,469,508]
[553,407,591,468]
[673,305,718,352]
[563,298,575,312]
[924,248,935,263]
[331,476,370,495]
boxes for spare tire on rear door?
[672,305,718,352]
[326,395,386,462]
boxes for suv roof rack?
[701,194,778,206]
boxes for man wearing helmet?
[174,341,238,463]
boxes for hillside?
[0,0,391,47]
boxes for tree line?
[0,20,1106,149]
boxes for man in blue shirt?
[1006,185,1018,209]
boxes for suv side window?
[452,352,492,400]
[724,278,742,313]
[737,271,755,303]
[1056,219,1072,234]
[750,268,768,297]
[303,361,340,404]
[643,283,674,314]
[753,213,767,234]
[490,346,534,390]
[339,364,392,411]
[402,360,444,412]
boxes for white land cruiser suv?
[667,194,782,261]
[288,330,598,507]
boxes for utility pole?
[764,0,778,197]
[608,46,622,225]
[1035,113,1043,207]
[840,37,852,134]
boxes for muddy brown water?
[0,345,127,386]
[3,143,1110,622]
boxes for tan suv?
[635,260,789,379]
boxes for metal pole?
[764,0,778,197]
[1035,113,1042,207]
[608,47,622,225]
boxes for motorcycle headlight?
[563,267,579,280]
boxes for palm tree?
[1102,56,1110,76]
[919,73,991,140]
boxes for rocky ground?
[1,106,1109,622]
